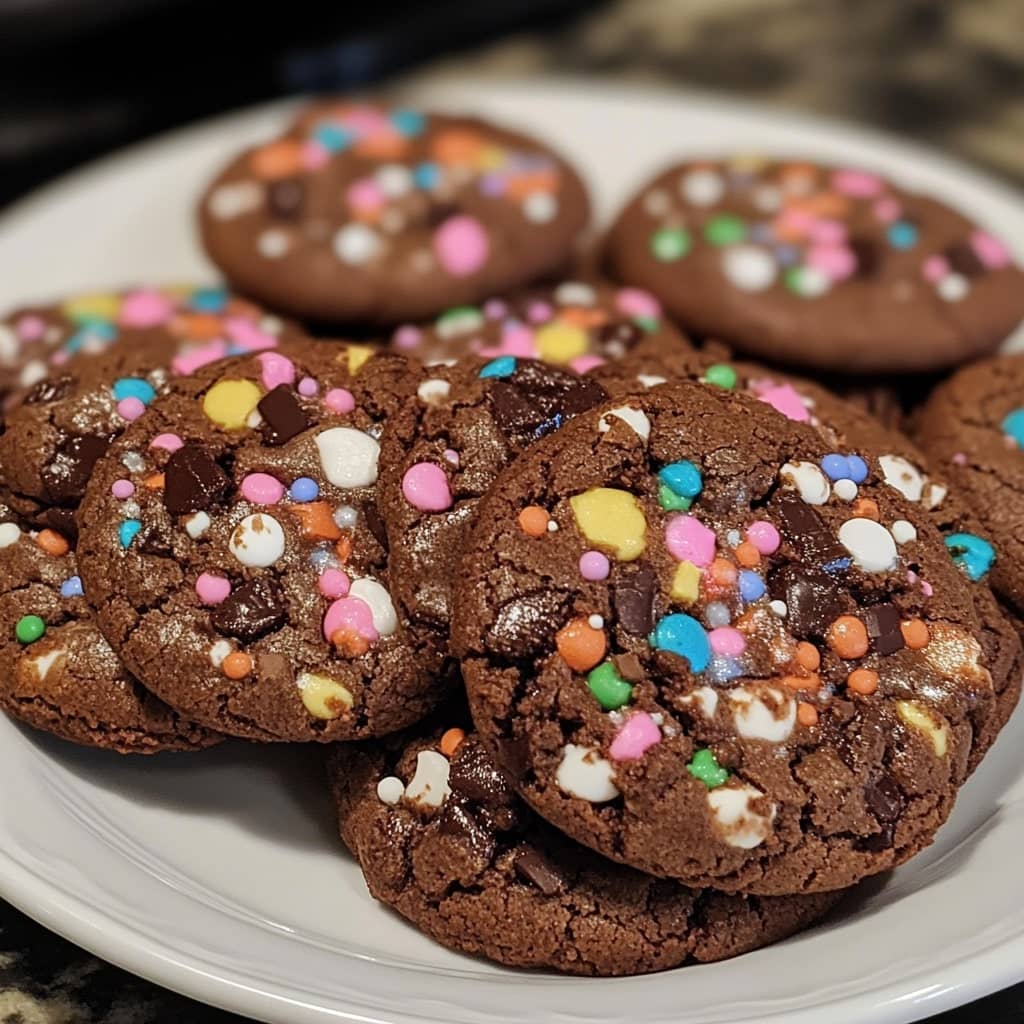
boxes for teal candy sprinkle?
[112,378,156,405]
[658,459,703,500]
[312,123,352,152]
[649,614,710,672]
[190,287,228,313]
[887,221,919,249]
[658,483,691,511]
[66,322,116,354]
[1002,408,1024,447]
[479,356,517,379]
[945,533,995,582]
[119,519,142,549]
[391,110,426,136]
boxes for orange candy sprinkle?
[797,702,819,727]
[171,313,224,340]
[795,641,821,672]
[901,619,930,650]
[335,535,353,563]
[708,557,738,587]
[518,506,550,537]
[431,129,486,165]
[35,529,69,557]
[828,615,869,659]
[852,498,880,521]
[143,473,165,490]
[288,501,342,541]
[440,728,466,757]
[734,541,761,568]
[556,617,607,672]
[222,652,252,680]
[249,139,305,179]
[847,669,880,696]
[782,673,822,693]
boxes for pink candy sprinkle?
[527,301,554,323]
[569,354,604,374]
[952,452,968,465]
[318,569,351,599]
[433,215,490,277]
[111,480,135,500]
[348,177,385,213]
[195,573,231,606]
[971,230,1011,270]
[485,324,536,358]
[615,287,661,319]
[298,377,318,397]
[117,397,146,421]
[807,219,847,245]
[579,550,611,581]
[258,351,296,389]
[757,383,810,423]
[325,388,355,414]
[323,596,378,644]
[150,433,184,453]
[119,289,174,328]
[665,515,717,567]
[807,243,856,281]
[301,141,330,170]
[172,341,228,375]
[443,448,460,465]
[873,197,902,223]
[922,255,950,283]
[14,315,46,342]
[831,168,884,198]
[709,627,746,657]
[392,325,422,350]
[483,299,507,319]
[746,521,780,555]
[240,473,285,505]
[609,712,662,762]
[402,462,452,511]
[225,317,277,353]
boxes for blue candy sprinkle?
[739,570,766,602]
[822,557,852,574]
[313,123,352,152]
[820,453,851,481]
[60,575,84,599]
[112,377,156,405]
[774,244,801,267]
[649,614,710,673]
[190,287,228,313]
[309,548,334,572]
[846,454,869,484]
[658,460,703,500]
[414,162,440,189]
[290,477,319,503]
[707,655,744,684]
[66,322,116,354]
[887,221,918,249]
[479,356,517,379]
[1002,408,1024,448]
[391,110,425,136]
[945,532,996,582]
[119,519,142,549]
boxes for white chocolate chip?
[209,640,232,668]
[554,282,597,307]
[680,686,719,718]
[729,686,796,743]
[523,192,558,223]
[375,164,413,197]
[18,360,46,389]
[208,180,262,220]
[879,454,925,502]
[334,223,381,265]
[0,523,21,548]
[925,483,947,509]
[680,168,725,206]
[229,513,286,568]
[780,461,830,504]
[637,374,667,388]
[257,228,290,259]
[890,519,917,545]
[377,776,406,805]
[555,744,619,802]
[185,512,211,539]
[938,273,968,302]
[297,672,353,720]
[896,700,950,758]
[708,783,776,849]
[598,405,651,441]
[722,245,777,291]
[417,378,451,405]
[349,578,398,637]
[839,517,898,573]
[404,750,451,809]
[315,427,380,488]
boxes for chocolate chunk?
[42,434,111,504]
[864,774,902,823]
[362,502,389,551]
[613,652,645,682]
[863,603,905,656]
[163,443,229,515]
[769,565,847,639]
[613,564,657,635]
[946,241,985,277]
[43,506,79,543]
[513,845,566,896]
[595,321,644,357]
[486,590,571,657]
[258,385,309,446]
[449,739,513,807]
[267,179,304,219]
[777,495,847,567]
[23,375,75,405]
[856,823,895,852]
[210,578,287,641]
[495,733,531,781]
[849,238,880,279]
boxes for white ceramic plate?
[0,78,1023,1024]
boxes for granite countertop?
[3,1,1024,1020]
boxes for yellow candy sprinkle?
[535,323,588,364]
[298,672,354,720]
[345,345,375,375]
[202,379,263,430]
[896,700,949,758]
[671,561,701,603]
[569,488,646,562]
[478,145,506,170]
[62,292,119,323]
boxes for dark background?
[1,0,1023,1020]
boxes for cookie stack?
[2,102,1024,977]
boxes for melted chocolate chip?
[513,845,566,896]
[210,577,287,640]
[257,385,310,446]
[486,590,571,657]
[42,434,112,504]
[864,603,905,656]
[23,374,75,405]
[437,801,496,863]
[267,179,305,219]
[595,321,644,358]
[163,443,229,515]
[769,565,847,639]
[613,564,657,635]
[946,241,985,277]
[856,823,895,852]
[362,502,389,552]
[449,740,513,807]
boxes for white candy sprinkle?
[780,460,830,504]
[315,427,379,488]
[708,784,776,849]
[879,454,924,502]
[260,315,284,335]
[795,266,831,297]
[417,378,451,405]
[833,478,858,501]
[208,181,262,220]
[554,282,597,307]
[891,519,917,545]
[0,523,21,548]
[209,640,232,668]
[770,600,788,617]
[404,750,451,809]
[555,744,619,802]
[637,374,667,388]
[938,273,969,302]
[122,501,140,519]
[523,192,558,223]
[334,223,381,265]
[705,602,731,628]
[257,228,290,259]
[375,164,414,197]
[681,168,725,206]
[839,517,898,573]
[588,614,604,630]
[752,184,783,212]
[19,360,46,389]
[334,505,358,529]
[722,245,777,291]
[547,520,559,532]
[229,513,286,568]
[246,409,263,429]
[729,686,796,743]
[121,452,145,473]
[726,529,742,548]
[185,512,211,539]
[377,776,406,806]
[349,577,398,637]
[598,406,651,440]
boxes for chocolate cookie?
[377,355,608,652]
[0,285,302,531]
[0,522,218,753]
[76,341,447,742]
[388,280,688,367]
[330,716,841,976]
[605,158,1024,372]
[199,102,590,325]
[453,382,1012,894]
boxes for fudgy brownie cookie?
[0,522,218,753]
[199,102,590,325]
[0,285,302,531]
[76,341,448,742]
[454,383,1012,894]
[605,157,1024,372]
[330,716,841,976]
[388,280,688,367]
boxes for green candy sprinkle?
[15,615,45,645]
[650,227,691,262]
[658,482,692,511]
[587,662,633,711]
[703,363,737,390]
[635,315,660,333]
[688,748,729,789]
[703,214,746,246]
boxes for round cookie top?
[330,716,840,976]
[605,157,1024,372]
[0,285,301,531]
[453,382,1004,894]
[0,522,218,753]
[199,102,590,325]
[377,355,609,643]
[388,279,687,367]
[76,341,443,742]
